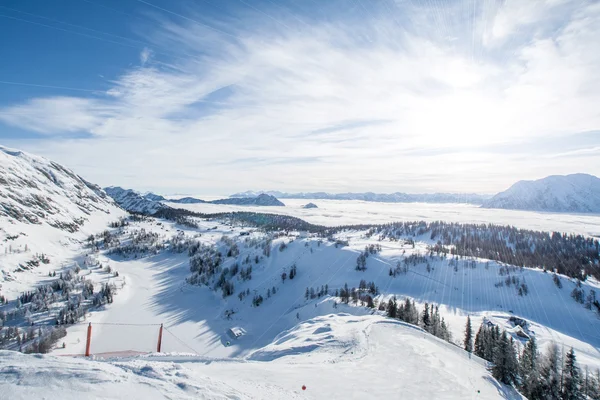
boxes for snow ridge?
[483,173,600,213]
[0,145,120,228]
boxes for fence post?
[85,323,92,357]
[157,323,163,353]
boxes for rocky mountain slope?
[0,146,120,230]
[105,188,284,212]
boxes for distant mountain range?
[230,190,491,204]
[104,188,284,213]
[106,174,600,215]
[232,175,600,214]
[482,174,600,213]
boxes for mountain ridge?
[482,173,600,213]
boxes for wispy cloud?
[1,0,599,194]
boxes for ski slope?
[1,314,524,400]
[37,217,599,374]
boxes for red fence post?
[157,323,163,353]
[85,323,92,357]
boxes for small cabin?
[228,327,244,339]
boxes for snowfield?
[1,314,524,400]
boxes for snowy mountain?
[212,193,285,206]
[303,202,318,209]
[168,196,206,204]
[0,145,125,295]
[230,190,489,204]
[0,146,118,229]
[104,187,170,214]
[483,174,600,213]
[105,189,284,211]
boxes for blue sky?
[0,0,599,195]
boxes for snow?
[0,314,524,399]
[31,217,597,376]
[1,145,599,398]
[0,146,125,299]
[483,173,600,213]
[171,199,600,237]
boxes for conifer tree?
[519,337,542,399]
[541,343,562,399]
[492,331,519,385]
[422,303,431,331]
[562,347,582,400]
[464,315,473,353]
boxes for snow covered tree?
[540,343,562,399]
[492,331,519,385]
[387,298,397,319]
[422,303,431,331]
[519,337,543,399]
[464,315,473,353]
[562,347,582,400]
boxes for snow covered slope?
[0,146,125,296]
[0,146,118,227]
[483,174,600,213]
[104,186,169,214]
[0,314,523,400]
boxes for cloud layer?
[1,0,599,194]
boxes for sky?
[0,0,599,196]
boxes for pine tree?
[464,316,473,353]
[474,323,485,358]
[519,337,542,399]
[422,303,431,331]
[387,298,397,319]
[562,347,582,400]
[541,343,562,400]
[492,331,519,385]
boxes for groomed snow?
[1,314,524,400]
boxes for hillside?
[230,190,490,204]
[0,315,523,399]
[0,146,125,298]
[104,188,284,212]
[212,193,284,206]
[483,174,600,213]
[104,187,170,214]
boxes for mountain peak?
[483,174,600,213]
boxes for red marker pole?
[85,323,92,357]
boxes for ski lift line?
[0,5,152,47]
[509,189,599,339]
[512,198,599,342]
[80,0,143,20]
[237,0,294,31]
[0,13,141,49]
[247,251,354,349]
[163,327,201,355]
[0,9,254,83]
[135,0,239,39]
[0,80,106,93]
